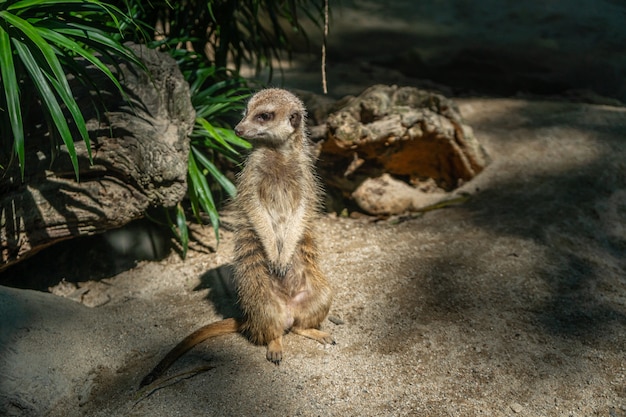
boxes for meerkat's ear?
[289,112,302,129]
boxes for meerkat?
[140,88,334,387]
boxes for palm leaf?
[217,126,251,149]
[173,203,189,259]
[195,118,239,156]
[187,150,220,239]
[12,38,79,179]
[56,25,145,70]
[0,25,25,177]
[4,10,87,177]
[0,0,145,178]
[191,145,237,198]
[8,0,100,11]
[37,25,127,94]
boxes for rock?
[0,44,194,271]
[315,85,489,213]
[510,402,524,413]
[352,173,447,215]
[0,286,98,415]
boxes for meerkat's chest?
[254,160,304,208]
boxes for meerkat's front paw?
[268,261,291,277]
[271,247,297,277]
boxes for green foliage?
[0,0,142,179]
[126,0,323,78]
[169,48,252,252]
[1,0,323,257]
[128,0,326,253]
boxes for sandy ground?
[2,1,626,416]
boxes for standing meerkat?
[140,88,334,387]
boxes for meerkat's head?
[234,88,307,146]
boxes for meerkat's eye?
[256,112,274,122]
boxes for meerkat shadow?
[194,263,243,320]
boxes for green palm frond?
[1,0,324,259]
[0,25,24,174]
[0,0,143,180]
[181,63,252,251]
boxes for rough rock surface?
[351,173,448,215]
[0,44,194,271]
[316,85,489,213]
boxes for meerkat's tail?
[140,318,239,387]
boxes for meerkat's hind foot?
[266,337,283,365]
[292,328,336,346]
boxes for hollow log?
[312,85,490,213]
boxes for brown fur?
[140,89,333,388]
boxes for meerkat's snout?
[233,124,246,139]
